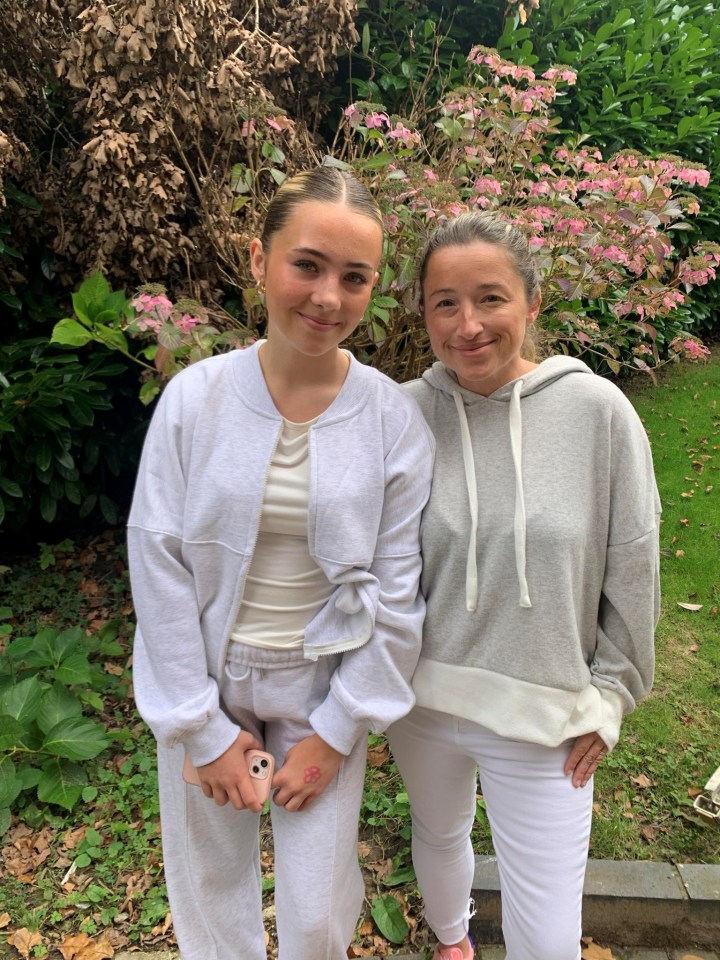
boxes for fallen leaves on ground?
[57,931,114,960]
[6,928,43,959]
[581,937,617,959]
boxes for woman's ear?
[249,238,265,284]
[526,293,542,326]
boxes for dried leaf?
[7,928,43,959]
[631,774,654,789]
[581,938,617,960]
[0,913,10,928]
[677,602,703,611]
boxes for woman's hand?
[195,731,265,812]
[564,732,609,788]
[272,734,344,812]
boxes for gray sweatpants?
[157,643,368,960]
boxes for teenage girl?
[127,167,434,960]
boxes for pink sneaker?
[432,939,474,960]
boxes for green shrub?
[331,0,516,122]
[0,338,145,532]
[0,610,116,832]
[54,45,718,391]
[497,0,720,336]
[499,0,720,159]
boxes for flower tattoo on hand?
[304,766,321,784]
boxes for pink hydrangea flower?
[175,314,202,333]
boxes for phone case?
[182,750,275,804]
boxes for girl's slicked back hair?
[261,166,383,249]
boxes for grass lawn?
[0,353,718,958]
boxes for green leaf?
[39,491,57,523]
[0,714,25,750]
[37,686,83,735]
[54,449,75,471]
[95,324,129,354]
[35,442,53,472]
[37,758,87,810]
[362,152,395,170]
[55,650,92,687]
[372,295,399,308]
[139,380,162,406]
[73,272,112,323]
[384,864,416,886]
[677,115,694,139]
[4,181,41,209]
[370,894,409,944]
[9,627,58,667]
[0,291,22,309]
[51,318,92,347]
[99,494,119,524]
[362,21,370,56]
[0,756,22,809]
[0,675,43,725]
[41,717,111,761]
[0,477,22,498]
[0,806,10,835]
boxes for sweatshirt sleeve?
[127,382,240,765]
[590,394,661,751]
[308,409,435,754]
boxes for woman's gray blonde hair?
[418,212,541,305]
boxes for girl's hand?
[195,731,265,812]
[564,732,609,788]
[272,734,343,812]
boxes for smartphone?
[182,750,275,804]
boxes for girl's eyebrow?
[291,246,374,270]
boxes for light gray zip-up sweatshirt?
[127,343,435,765]
[406,355,660,751]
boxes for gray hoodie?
[406,355,660,751]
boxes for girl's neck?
[258,340,351,421]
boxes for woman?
[127,166,434,960]
[388,212,660,960]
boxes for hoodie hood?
[422,354,593,402]
[421,356,594,611]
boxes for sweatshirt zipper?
[216,422,282,676]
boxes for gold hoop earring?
[257,280,266,298]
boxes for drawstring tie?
[453,382,532,611]
[453,391,478,612]
[509,380,532,608]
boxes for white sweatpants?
[387,707,594,960]
[157,643,368,960]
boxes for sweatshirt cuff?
[309,687,369,755]
[594,688,625,752]
[182,709,240,767]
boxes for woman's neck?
[258,340,351,421]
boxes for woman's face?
[422,240,541,395]
[250,200,382,360]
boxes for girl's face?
[250,200,382,360]
[422,240,541,395]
